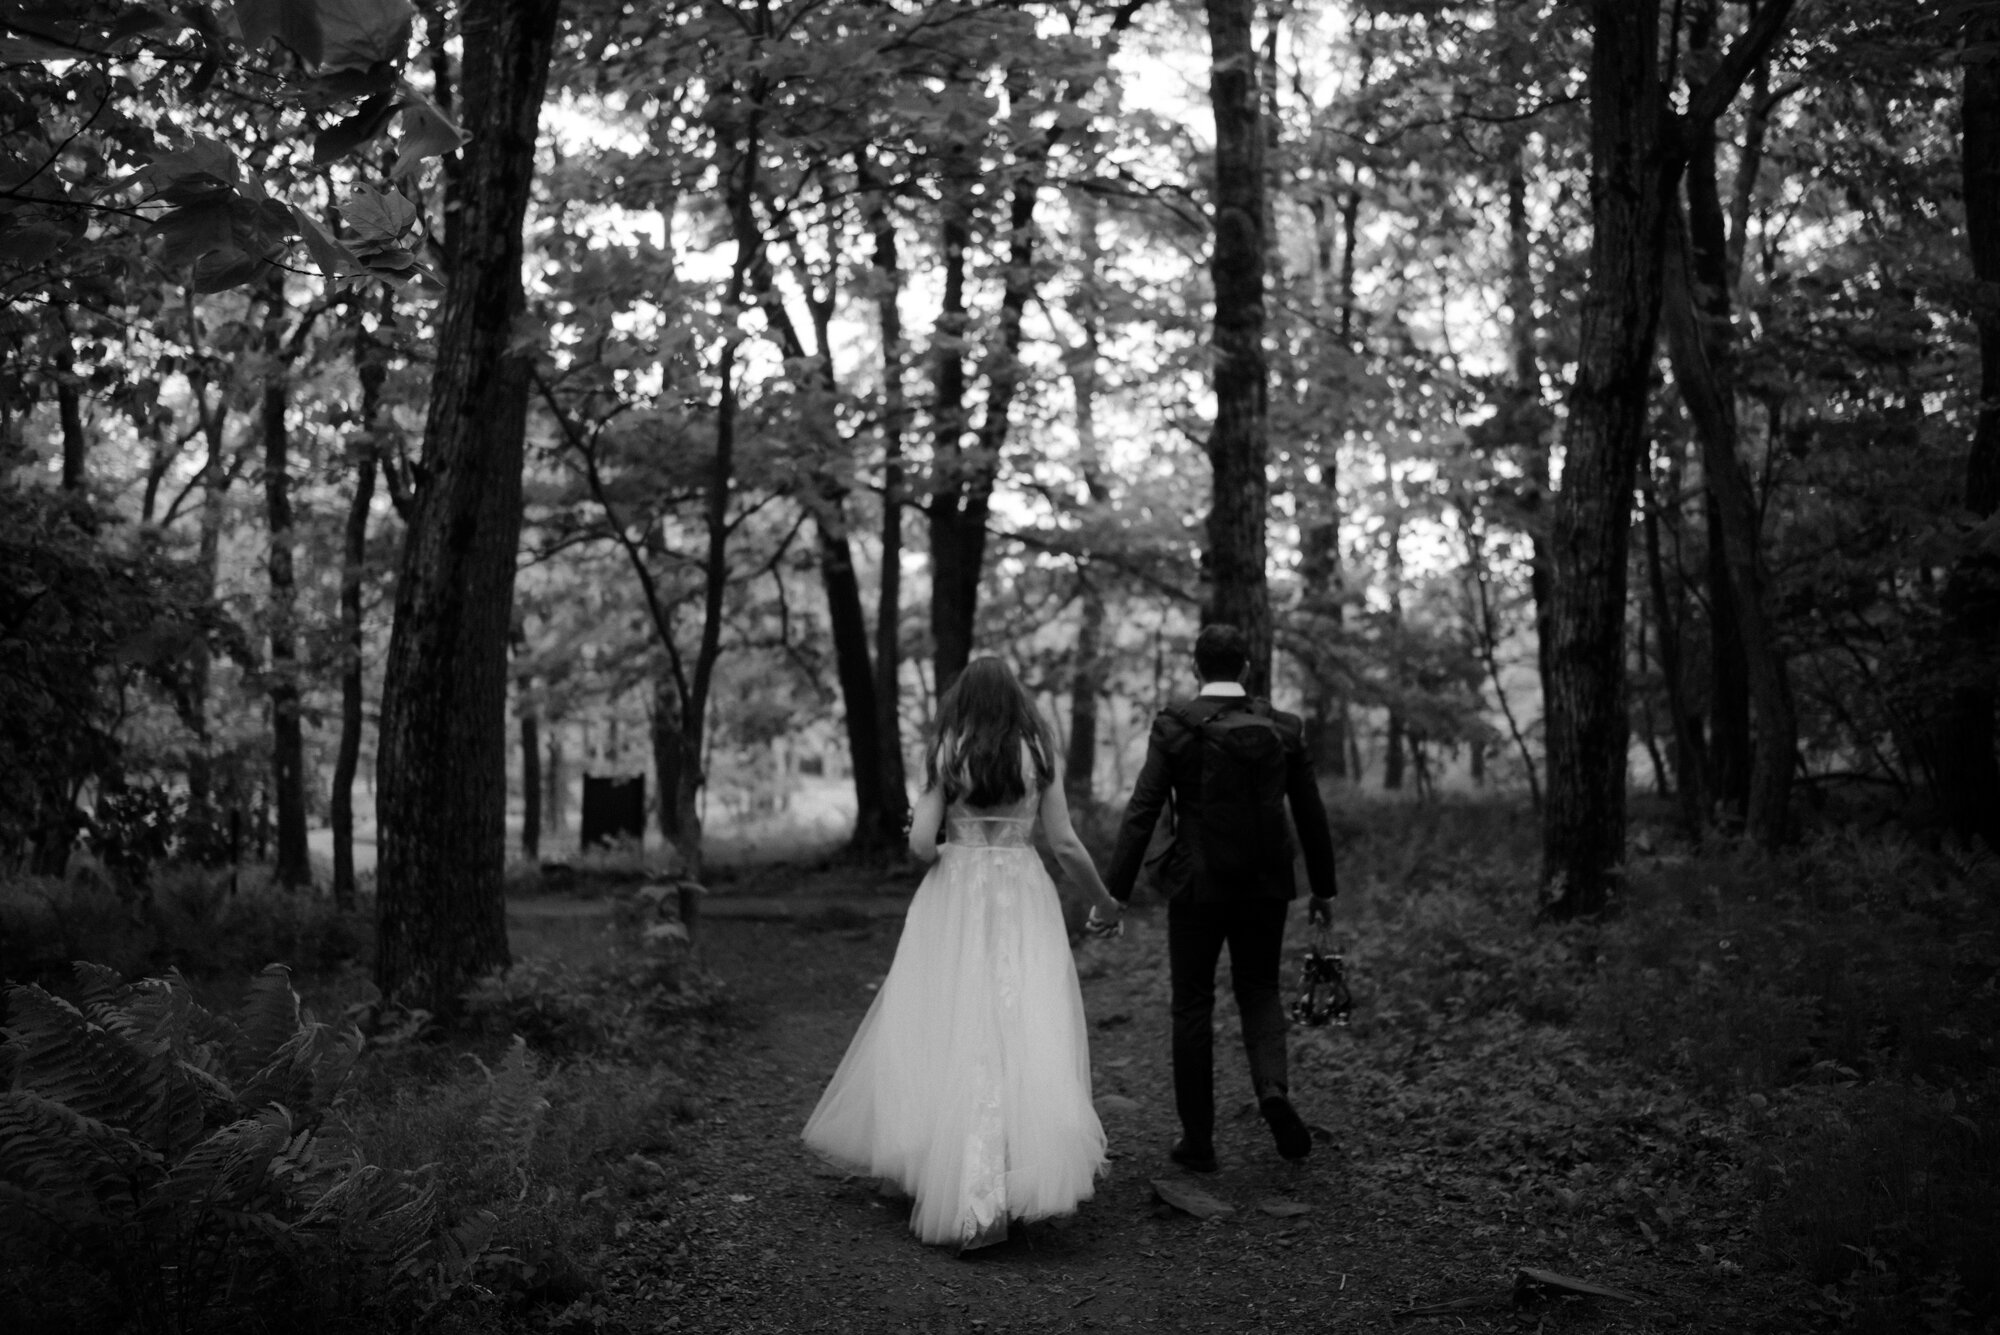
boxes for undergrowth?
[1309,797,2000,1333]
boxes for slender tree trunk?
[519,686,540,860]
[374,0,560,1014]
[186,369,227,814]
[1643,472,1707,840]
[925,134,977,695]
[56,331,86,492]
[1666,202,1795,847]
[865,163,910,829]
[330,302,385,911]
[1203,0,1273,694]
[1702,487,1751,825]
[262,276,310,888]
[1506,133,1555,710]
[1065,191,1110,808]
[546,724,565,833]
[1941,33,2000,849]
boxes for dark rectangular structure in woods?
[580,776,645,849]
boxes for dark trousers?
[1167,897,1290,1146]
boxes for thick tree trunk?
[374,0,560,1014]
[1203,0,1273,695]
[1541,0,1791,915]
[262,277,310,888]
[330,306,384,912]
[1541,0,1673,917]
[813,484,896,851]
[1941,38,2000,849]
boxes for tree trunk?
[926,144,976,695]
[519,688,540,861]
[1643,470,1707,840]
[262,276,310,888]
[56,332,86,492]
[1940,33,2000,849]
[1541,0,1673,917]
[1065,193,1110,808]
[1541,0,1791,915]
[330,302,384,912]
[1666,202,1796,847]
[546,724,565,832]
[1506,134,1555,711]
[931,100,1048,695]
[374,0,560,1015]
[865,162,910,830]
[1203,0,1273,695]
[813,482,896,852]
[1702,487,1751,826]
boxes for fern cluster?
[0,963,457,1334]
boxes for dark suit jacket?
[1104,695,1338,904]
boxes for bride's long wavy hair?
[924,657,1055,807]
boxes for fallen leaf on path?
[1256,1198,1310,1218]
[1094,1093,1141,1114]
[1151,1178,1236,1220]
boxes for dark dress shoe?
[1169,1138,1218,1173]
[1260,1094,1312,1161]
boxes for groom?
[1104,624,1338,1172]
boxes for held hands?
[1084,898,1125,940]
[1307,895,1334,929]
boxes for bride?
[801,656,1124,1251]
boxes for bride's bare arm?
[908,784,946,862]
[1037,779,1120,918]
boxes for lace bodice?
[945,796,1038,849]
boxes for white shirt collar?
[1198,681,1247,698]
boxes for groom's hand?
[1307,895,1334,928]
[1086,903,1124,939]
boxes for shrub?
[0,963,472,1334]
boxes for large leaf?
[291,203,358,280]
[391,95,464,177]
[316,0,414,72]
[343,182,417,245]
[314,89,399,164]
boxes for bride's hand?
[1085,899,1124,939]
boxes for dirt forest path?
[621,882,1740,1335]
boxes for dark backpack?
[1168,699,1294,881]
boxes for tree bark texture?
[374,0,560,1013]
[56,331,86,492]
[262,277,310,888]
[930,109,1048,696]
[926,147,976,696]
[1541,0,1673,916]
[1204,0,1273,696]
[866,165,910,832]
[1665,192,1797,848]
[1542,0,1792,914]
[331,303,384,912]
[1941,37,2000,849]
[1064,275,1109,807]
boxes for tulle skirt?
[801,844,1107,1248]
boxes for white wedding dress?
[801,789,1107,1249]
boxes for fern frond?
[70,961,132,1021]
[475,1036,548,1197]
[230,965,302,1082]
[0,1090,157,1202]
[235,1022,362,1123]
[3,984,198,1154]
[299,1162,439,1270]
[147,1108,294,1218]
